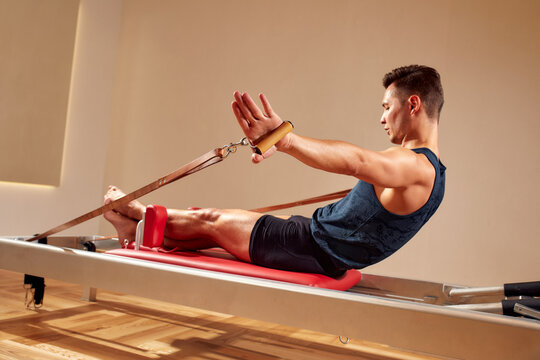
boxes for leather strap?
[250,189,351,213]
[26,124,349,241]
[26,148,225,242]
[26,121,296,242]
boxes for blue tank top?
[311,148,446,269]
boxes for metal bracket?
[514,303,540,320]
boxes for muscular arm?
[232,91,431,189]
[280,134,430,188]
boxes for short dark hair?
[383,65,444,119]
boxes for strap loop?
[221,137,250,158]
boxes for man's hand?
[232,91,289,163]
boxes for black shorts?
[249,215,346,278]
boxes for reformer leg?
[81,286,97,302]
[81,240,98,301]
[23,237,47,308]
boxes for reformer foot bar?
[0,237,539,359]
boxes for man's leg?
[163,208,261,262]
[104,186,262,262]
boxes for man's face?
[380,84,409,145]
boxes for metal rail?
[0,237,539,359]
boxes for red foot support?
[142,205,168,248]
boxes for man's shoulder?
[387,147,437,183]
[381,146,423,159]
[384,146,439,162]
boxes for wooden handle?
[253,121,294,155]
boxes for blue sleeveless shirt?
[310,148,446,270]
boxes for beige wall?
[0,0,79,186]
[2,0,539,286]
[0,0,122,236]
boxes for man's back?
[311,147,446,270]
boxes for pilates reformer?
[1,124,539,359]
[1,235,539,359]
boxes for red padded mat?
[106,248,361,291]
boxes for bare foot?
[103,206,138,246]
[104,185,146,220]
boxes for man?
[104,65,446,277]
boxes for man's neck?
[401,118,439,157]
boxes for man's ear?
[408,95,421,115]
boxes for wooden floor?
[0,269,441,360]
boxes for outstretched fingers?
[232,101,250,133]
[233,91,269,142]
[241,92,266,120]
[259,93,275,118]
[233,91,256,123]
[232,91,286,163]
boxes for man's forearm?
[278,133,368,177]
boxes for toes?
[105,185,126,203]
[106,185,121,195]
